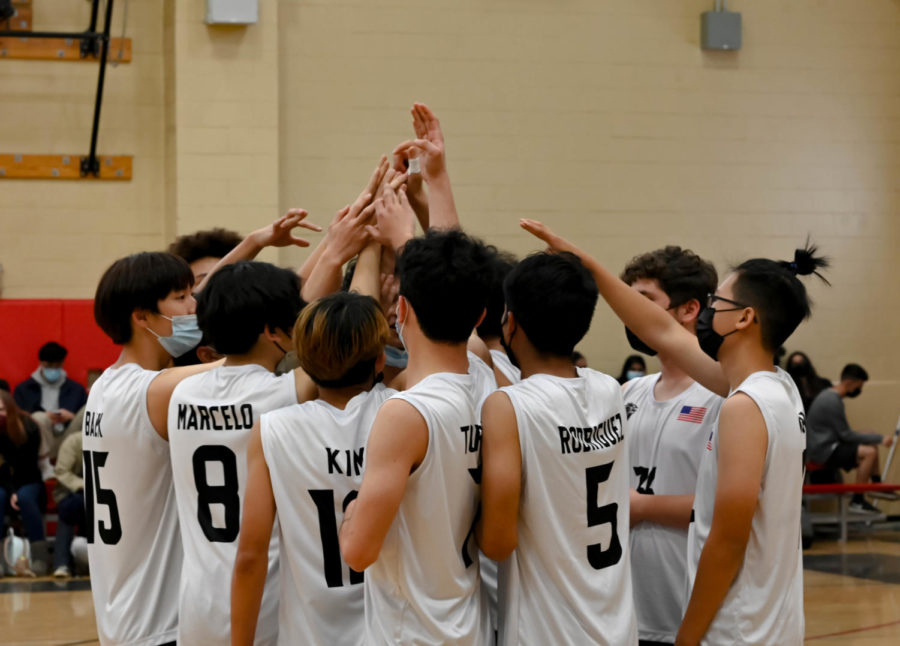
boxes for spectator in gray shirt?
[807,363,893,513]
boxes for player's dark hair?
[731,241,829,351]
[395,229,492,344]
[167,228,242,265]
[504,252,599,357]
[38,341,67,363]
[94,252,194,345]
[621,246,718,309]
[295,291,389,388]
[840,363,868,382]
[476,248,518,340]
[196,261,303,355]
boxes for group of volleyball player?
[81,103,825,646]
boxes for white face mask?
[147,314,203,358]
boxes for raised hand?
[325,199,376,266]
[519,218,581,256]
[250,209,322,249]
[393,103,447,182]
[367,184,416,251]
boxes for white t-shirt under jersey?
[686,367,805,645]
[490,348,521,385]
[168,365,298,646]
[623,374,722,643]
[261,383,396,646]
[82,363,181,646]
[497,368,638,646]
[364,372,490,646]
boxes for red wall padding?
[0,300,120,392]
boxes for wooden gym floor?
[2,525,900,645]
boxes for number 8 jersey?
[168,364,299,646]
[496,368,638,646]
[82,363,181,646]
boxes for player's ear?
[375,350,387,374]
[132,308,152,330]
[474,307,486,329]
[678,298,701,324]
[735,306,757,330]
[397,295,409,323]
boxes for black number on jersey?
[460,465,482,568]
[309,489,363,588]
[82,450,122,545]
[585,461,622,570]
[633,465,656,494]
[192,445,240,543]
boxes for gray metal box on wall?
[701,10,742,50]
[206,0,258,25]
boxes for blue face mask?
[42,367,63,383]
[148,314,203,358]
[384,344,408,369]
[625,370,645,381]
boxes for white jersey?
[623,374,723,643]
[261,384,395,646]
[490,348,520,384]
[168,365,298,646]
[468,352,500,634]
[686,368,805,645]
[82,363,180,646]
[497,368,637,646]
[364,372,489,646]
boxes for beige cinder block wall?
[0,0,167,296]
[278,0,900,477]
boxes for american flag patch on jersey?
[677,405,707,423]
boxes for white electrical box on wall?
[206,0,258,25]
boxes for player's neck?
[483,337,503,352]
[318,383,371,410]
[222,344,278,372]
[403,340,469,388]
[719,341,776,390]
[518,351,578,380]
[655,354,696,399]
[114,335,172,372]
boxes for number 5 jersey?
[168,364,299,646]
[496,368,637,646]
[82,363,181,646]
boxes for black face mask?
[625,326,657,357]
[499,318,521,370]
[846,388,862,398]
[695,307,740,361]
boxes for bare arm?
[520,219,729,397]
[675,394,767,646]
[476,391,521,561]
[301,200,374,303]
[231,423,276,646]
[298,157,389,284]
[348,241,383,300]
[147,360,223,440]
[339,399,428,571]
[194,210,321,293]
[630,491,694,529]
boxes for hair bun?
[783,240,830,284]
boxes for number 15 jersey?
[168,364,298,646]
[496,368,637,646]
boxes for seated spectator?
[13,342,87,474]
[785,350,831,412]
[52,431,84,578]
[617,353,647,384]
[806,363,894,513]
[0,390,48,575]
